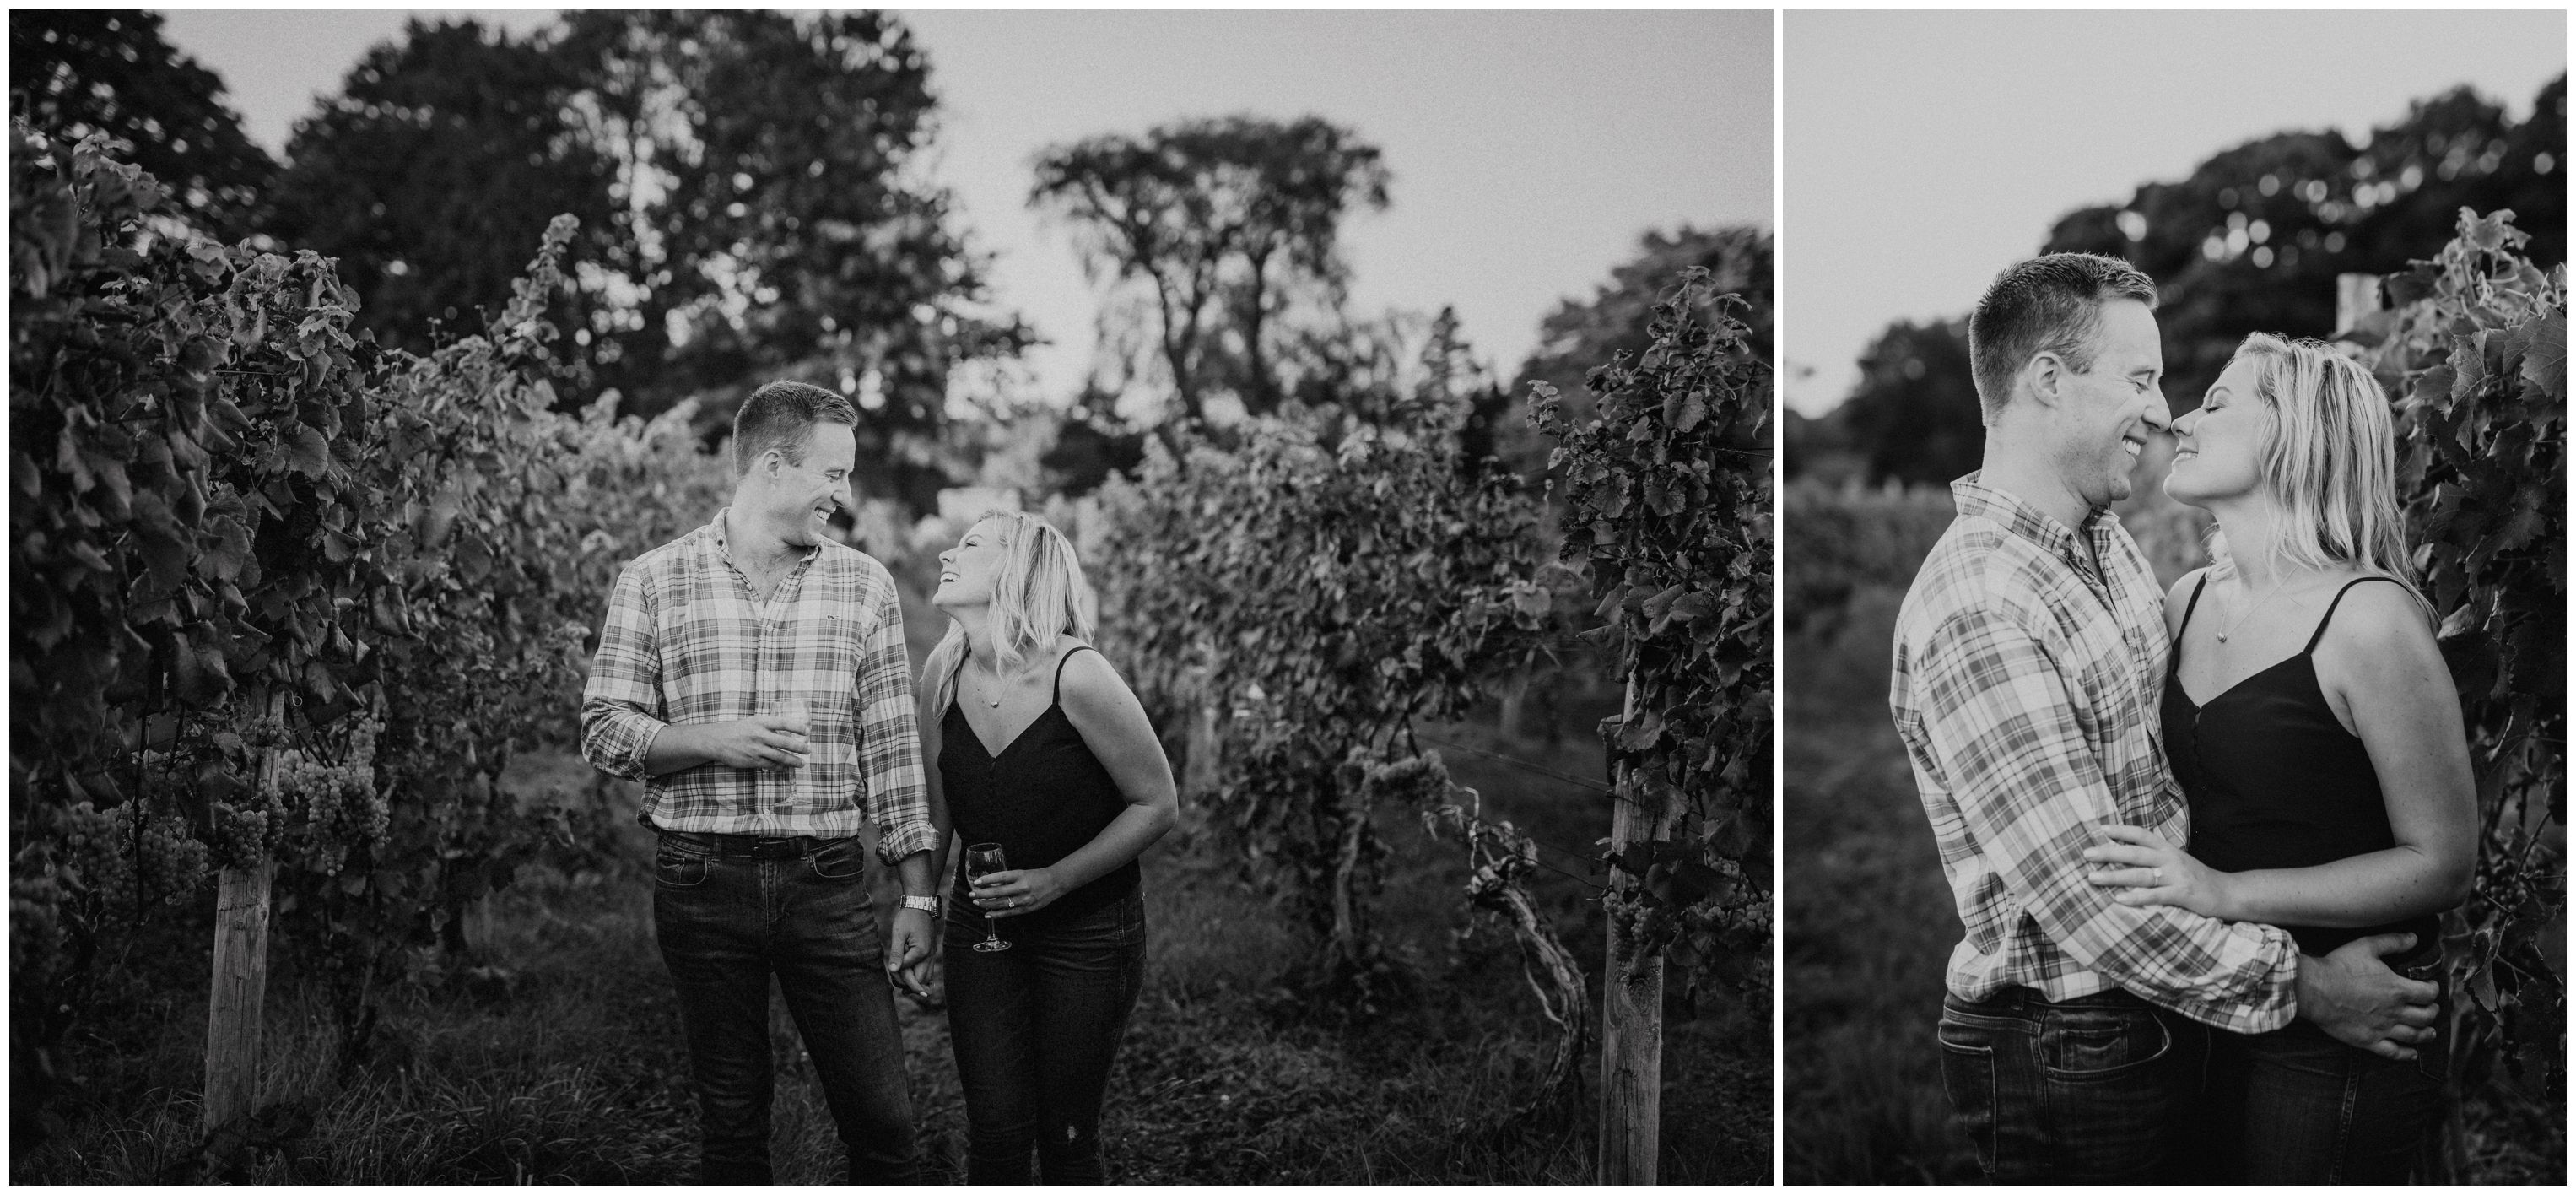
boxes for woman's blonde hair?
[919,509,1097,722]
[2208,333,2427,615]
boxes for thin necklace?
[2217,575,2287,644]
[966,650,1003,707]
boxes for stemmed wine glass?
[964,842,1013,954]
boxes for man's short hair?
[1967,253,2159,424]
[733,381,857,476]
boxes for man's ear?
[2022,352,2069,411]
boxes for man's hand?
[886,906,935,1000]
[660,713,808,772]
[2295,932,2440,1060]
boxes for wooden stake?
[1599,678,1663,1184]
[204,693,283,1134]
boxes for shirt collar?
[1949,472,2116,572]
[705,506,819,564]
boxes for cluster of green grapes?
[208,786,289,870]
[268,716,387,875]
[12,869,66,972]
[55,799,135,906]
[226,711,290,752]
[1603,888,1679,971]
[51,799,211,911]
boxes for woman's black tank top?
[940,646,1139,928]
[2160,575,2438,956]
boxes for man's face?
[769,421,856,547]
[2049,299,2170,511]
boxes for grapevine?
[8,128,726,1090]
[2350,208,2564,1177]
[1529,266,1773,1000]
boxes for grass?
[14,710,1765,1184]
[1783,581,2564,1184]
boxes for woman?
[2084,333,2476,1182]
[919,510,1178,1183]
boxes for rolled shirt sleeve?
[1916,603,2298,1035]
[581,564,667,782]
[856,592,937,863]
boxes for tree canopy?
[1798,74,2565,486]
[260,11,1026,510]
[1032,114,1391,424]
[9,10,276,240]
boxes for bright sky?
[159,8,1773,406]
[1784,9,2567,417]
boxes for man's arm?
[854,579,939,985]
[578,564,810,778]
[1914,603,2299,1033]
[581,565,667,781]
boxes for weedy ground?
[14,709,1766,1184]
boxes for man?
[581,380,941,1183]
[1888,254,2439,1181]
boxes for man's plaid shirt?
[581,510,937,862]
[1890,473,2297,1034]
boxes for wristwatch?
[899,895,939,913]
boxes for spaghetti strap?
[2177,573,2212,636]
[2301,576,2406,655]
[1051,645,1098,704]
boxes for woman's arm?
[2090,581,2476,925]
[970,645,1178,917]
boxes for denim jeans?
[2201,951,2446,1183]
[942,887,1148,1183]
[652,831,916,1183]
[1936,987,2210,1182]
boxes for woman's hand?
[2083,825,2236,919]
[970,866,1069,918]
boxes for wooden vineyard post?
[1599,679,1664,1183]
[205,692,284,1135]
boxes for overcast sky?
[1784,9,2566,416]
[159,8,1773,406]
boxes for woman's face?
[933,518,1006,611]
[2164,357,2271,509]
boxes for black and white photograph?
[1781,9,2564,1185]
[10,8,1772,1184]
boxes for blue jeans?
[1936,987,2209,1182]
[2201,951,2445,1183]
[942,887,1148,1183]
[652,831,916,1183]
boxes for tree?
[1032,115,1391,424]
[1817,76,2566,484]
[1832,318,1982,487]
[1500,226,1771,483]
[8,10,275,240]
[261,19,609,360]
[2044,76,2565,409]
[263,11,1027,511]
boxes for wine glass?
[964,842,1013,954]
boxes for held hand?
[969,866,1068,918]
[696,713,809,771]
[886,906,935,999]
[2083,825,2232,918]
[2296,932,2441,1062]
